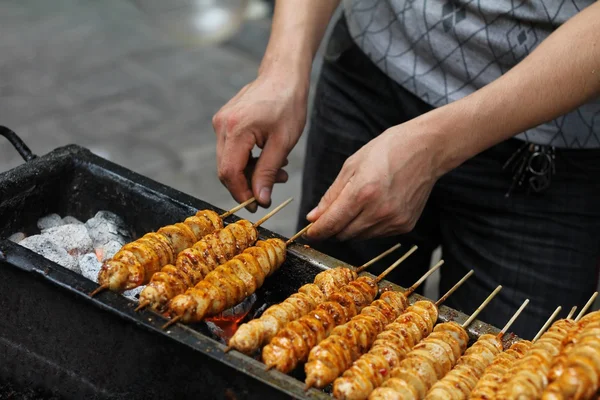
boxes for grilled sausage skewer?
[469,305,563,400]
[135,198,293,312]
[369,285,503,400]
[331,270,473,400]
[161,224,311,329]
[304,260,444,390]
[261,253,414,374]
[542,308,600,400]
[225,243,404,354]
[544,292,598,384]
[90,197,256,296]
[494,304,581,399]
[424,299,529,400]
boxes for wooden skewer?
[355,243,402,274]
[89,283,108,297]
[375,245,418,284]
[566,306,578,320]
[575,291,598,322]
[161,315,182,330]
[435,270,474,307]
[532,306,562,342]
[499,299,529,337]
[285,223,312,245]
[403,258,442,296]
[219,197,257,218]
[253,198,293,227]
[90,199,260,298]
[462,285,502,328]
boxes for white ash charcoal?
[19,235,80,273]
[8,232,26,243]
[62,216,83,225]
[37,213,64,231]
[97,240,124,261]
[43,224,94,257]
[123,285,144,301]
[79,253,102,283]
[85,211,131,249]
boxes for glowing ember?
[206,294,257,342]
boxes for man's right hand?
[212,71,309,210]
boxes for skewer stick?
[355,243,402,273]
[575,291,598,322]
[135,301,149,312]
[462,285,502,328]
[435,270,474,307]
[89,284,108,297]
[265,364,274,371]
[219,197,257,218]
[566,306,578,320]
[499,299,529,337]
[285,223,313,246]
[253,198,293,227]
[161,315,182,330]
[403,258,443,295]
[532,306,562,342]
[375,245,418,283]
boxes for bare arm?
[306,1,600,240]
[213,0,341,209]
[432,0,600,175]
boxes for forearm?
[258,0,341,80]
[430,1,600,174]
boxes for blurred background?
[0,0,331,238]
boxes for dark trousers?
[296,16,600,339]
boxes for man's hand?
[213,73,308,210]
[305,120,443,241]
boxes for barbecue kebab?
[332,270,474,400]
[90,197,256,295]
[135,198,292,311]
[368,285,503,400]
[226,243,405,355]
[423,299,529,399]
[261,250,423,374]
[162,223,313,329]
[304,259,447,390]
[469,305,563,400]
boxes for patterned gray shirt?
[343,0,600,148]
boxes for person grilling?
[211,0,600,339]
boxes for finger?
[251,138,289,207]
[335,208,380,241]
[275,168,289,183]
[219,130,256,206]
[305,179,363,240]
[306,162,355,222]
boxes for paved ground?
[0,0,317,238]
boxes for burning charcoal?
[79,253,102,283]
[62,216,83,225]
[37,213,64,231]
[19,235,80,273]
[43,224,94,257]
[8,232,26,243]
[85,211,131,250]
[98,240,124,261]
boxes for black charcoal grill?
[0,126,511,400]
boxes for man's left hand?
[305,120,444,241]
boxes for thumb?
[252,138,290,207]
[307,162,355,222]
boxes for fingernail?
[259,187,271,204]
[306,206,319,220]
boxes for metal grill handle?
[0,126,37,162]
